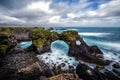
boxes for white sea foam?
[102,42,120,51]
[102,50,120,62]
[79,32,111,37]
[83,38,120,62]
[83,38,120,51]
[67,29,78,31]
[52,29,77,34]
[37,40,79,70]
[36,40,120,72]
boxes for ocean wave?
[83,38,120,62]
[53,29,77,34]
[102,50,120,62]
[79,32,111,37]
[67,29,78,31]
[83,38,120,52]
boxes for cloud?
[0,13,26,24]
[27,0,52,13]
[0,0,120,27]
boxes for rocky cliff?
[0,27,119,80]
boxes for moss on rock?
[32,28,50,48]
[0,45,8,55]
[0,28,16,35]
[0,34,9,55]
[32,28,59,48]
[61,30,79,42]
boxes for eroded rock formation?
[0,27,119,80]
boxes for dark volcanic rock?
[0,34,9,56]
[89,45,103,58]
[32,28,59,54]
[76,63,120,80]
[76,63,106,80]
[112,63,120,68]
[9,29,32,42]
[104,70,119,80]
[0,47,53,80]
[0,68,18,80]
[112,69,120,76]
[36,43,51,54]
[63,31,110,66]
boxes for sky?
[0,0,120,27]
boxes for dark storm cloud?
[0,0,120,27]
[11,10,46,20]
[0,0,41,9]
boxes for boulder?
[76,63,120,80]
[76,63,106,80]
[112,63,120,68]
[104,70,119,80]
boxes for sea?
[53,27,120,63]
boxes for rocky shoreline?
[0,27,120,80]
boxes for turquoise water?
[54,27,120,62]
[18,41,32,49]
[50,40,69,54]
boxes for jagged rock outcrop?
[76,63,119,80]
[0,47,53,80]
[76,63,106,80]
[32,28,111,66]
[9,29,32,42]
[0,28,54,80]
[0,27,119,80]
[32,28,59,54]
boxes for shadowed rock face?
[0,34,9,56]
[0,29,53,80]
[76,63,106,80]
[0,46,53,80]
[32,28,59,54]
[9,29,32,43]
[76,63,119,80]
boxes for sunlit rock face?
[17,41,32,49]
[37,40,79,71]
